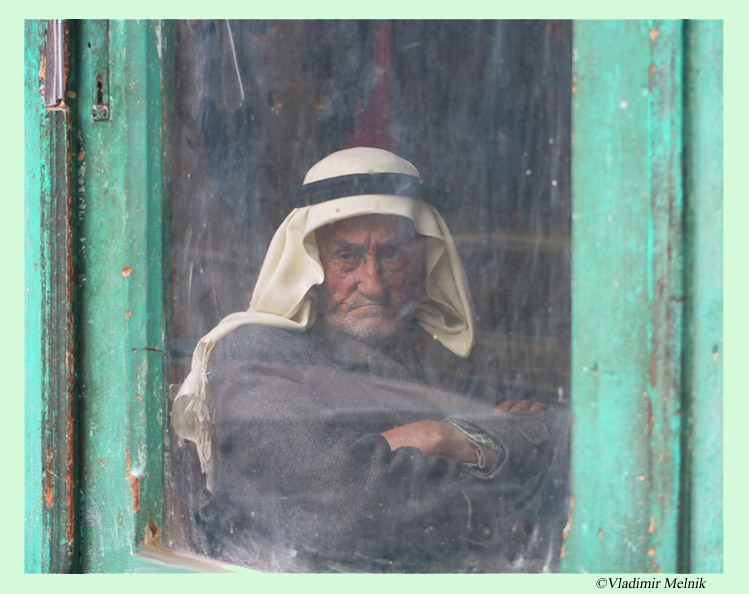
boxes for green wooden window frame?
[24,19,722,573]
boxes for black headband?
[290,172,424,208]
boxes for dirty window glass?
[164,20,572,573]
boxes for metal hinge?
[43,20,66,108]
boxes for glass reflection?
[164,20,571,573]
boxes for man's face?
[315,214,425,342]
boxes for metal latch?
[88,20,110,122]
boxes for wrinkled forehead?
[315,214,418,244]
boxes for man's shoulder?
[210,323,319,366]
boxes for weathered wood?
[563,19,722,573]
[25,19,77,574]
[563,20,686,573]
[681,19,723,573]
[644,19,685,574]
[73,20,165,572]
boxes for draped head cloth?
[172,147,476,490]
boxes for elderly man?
[172,147,568,573]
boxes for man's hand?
[380,400,547,463]
[380,420,480,464]
[494,399,545,413]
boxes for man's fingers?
[509,399,534,412]
[494,399,547,412]
[494,400,516,412]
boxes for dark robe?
[196,322,569,572]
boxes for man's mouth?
[349,303,392,317]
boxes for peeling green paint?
[25,18,46,574]
[681,20,723,573]
[565,20,657,572]
[71,20,164,572]
[25,19,77,574]
[563,20,722,573]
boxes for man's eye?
[340,252,354,260]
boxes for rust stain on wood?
[45,449,54,508]
[561,493,574,556]
[65,384,75,546]
[126,449,140,511]
[649,547,658,572]
[646,396,654,437]
[648,516,655,534]
[650,341,658,389]
[39,42,46,88]
[64,105,77,553]
[122,266,131,277]
[649,63,657,91]
[144,517,160,546]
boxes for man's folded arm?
[379,403,568,480]
[207,348,483,560]
[205,331,568,563]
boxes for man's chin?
[324,313,405,343]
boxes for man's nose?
[356,256,386,300]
